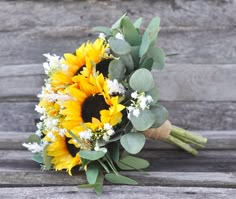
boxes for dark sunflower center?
[65,137,80,157]
[82,94,109,122]
[95,59,112,77]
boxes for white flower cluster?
[106,79,126,95]
[115,32,124,40]
[127,91,153,118]
[102,123,115,142]
[43,53,68,75]
[79,129,93,140]
[22,141,47,153]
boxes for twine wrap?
[144,120,172,140]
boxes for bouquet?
[23,14,207,195]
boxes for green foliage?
[133,17,143,30]
[129,109,155,131]
[27,134,41,144]
[129,68,155,92]
[151,104,169,128]
[120,54,134,73]
[140,57,153,70]
[146,86,159,104]
[139,17,160,57]
[108,59,125,81]
[121,16,142,46]
[146,47,165,70]
[79,150,106,161]
[93,26,112,36]
[117,155,150,171]
[86,164,100,184]
[111,13,127,29]
[120,132,145,154]
[32,153,43,164]
[109,37,131,55]
[108,142,120,162]
[43,145,52,170]
[105,173,138,185]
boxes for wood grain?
[0,0,235,65]
[1,63,236,101]
[1,131,235,150]
[1,186,236,199]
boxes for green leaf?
[43,145,52,170]
[80,183,100,189]
[93,26,112,36]
[133,17,142,30]
[108,59,125,81]
[150,104,169,128]
[105,173,138,185]
[108,142,120,162]
[109,37,131,55]
[86,164,99,184]
[129,109,155,131]
[130,46,140,68]
[111,13,127,29]
[79,150,106,161]
[129,68,155,92]
[117,155,150,170]
[94,170,104,195]
[146,86,159,104]
[140,57,153,70]
[27,134,41,144]
[139,16,160,57]
[32,153,43,164]
[120,132,145,154]
[147,47,165,70]
[120,54,134,73]
[121,16,142,46]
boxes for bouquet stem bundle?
[144,120,207,155]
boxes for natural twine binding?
[144,120,172,140]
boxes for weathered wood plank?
[1,131,235,150]
[1,150,236,172]
[1,101,235,131]
[1,63,236,101]
[1,186,236,199]
[0,168,235,188]
[1,26,235,66]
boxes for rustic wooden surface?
[0,0,236,198]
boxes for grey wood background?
[0,1,236,198]
[1,0,236,132]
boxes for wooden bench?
[0,1,236,198]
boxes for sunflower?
[46,133,81,175]
[50,38,111,92]
[60,73,125,134]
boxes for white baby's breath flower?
[47,131,56,141]
[115,32,124,40]
[79,129,92,140]
[103,134,110,142]
[22,142,45,153]
[35,105,45,114]
[106,79,126,95]
[99,33,106,40]
[132,108,140,117]
[131,91,138,99]
[40,94,72,102]
[58,128,67,137]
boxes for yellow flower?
[47,133,81,175]
[50,38,110,91]
[60,74,125,133]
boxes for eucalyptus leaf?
[108,142,120,162]
[117,155,150,170]
[94,170,104,195]
[150,104,169,128]
[32,153,43,164]
[105,173,138,185]
[111,13,127,29]
[43,145,52,170]
[120,54,134,73]
[93,26,112,36]
[139,16,160,57]
[140,57,153,70]
[129,109,155,131]
[146,86,159,104]
[133,17,142,30]
[109,37,131,55]
[79,150,106,161]
[108,59,125,81]
[147,47,165,70]
[130,46,140,68]
[86,164,99,184]
[121,16,142,46]
[129,68,155,92]
[27,134,41,144]
[120,132,146,154]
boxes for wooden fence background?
[0,0,235,132]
